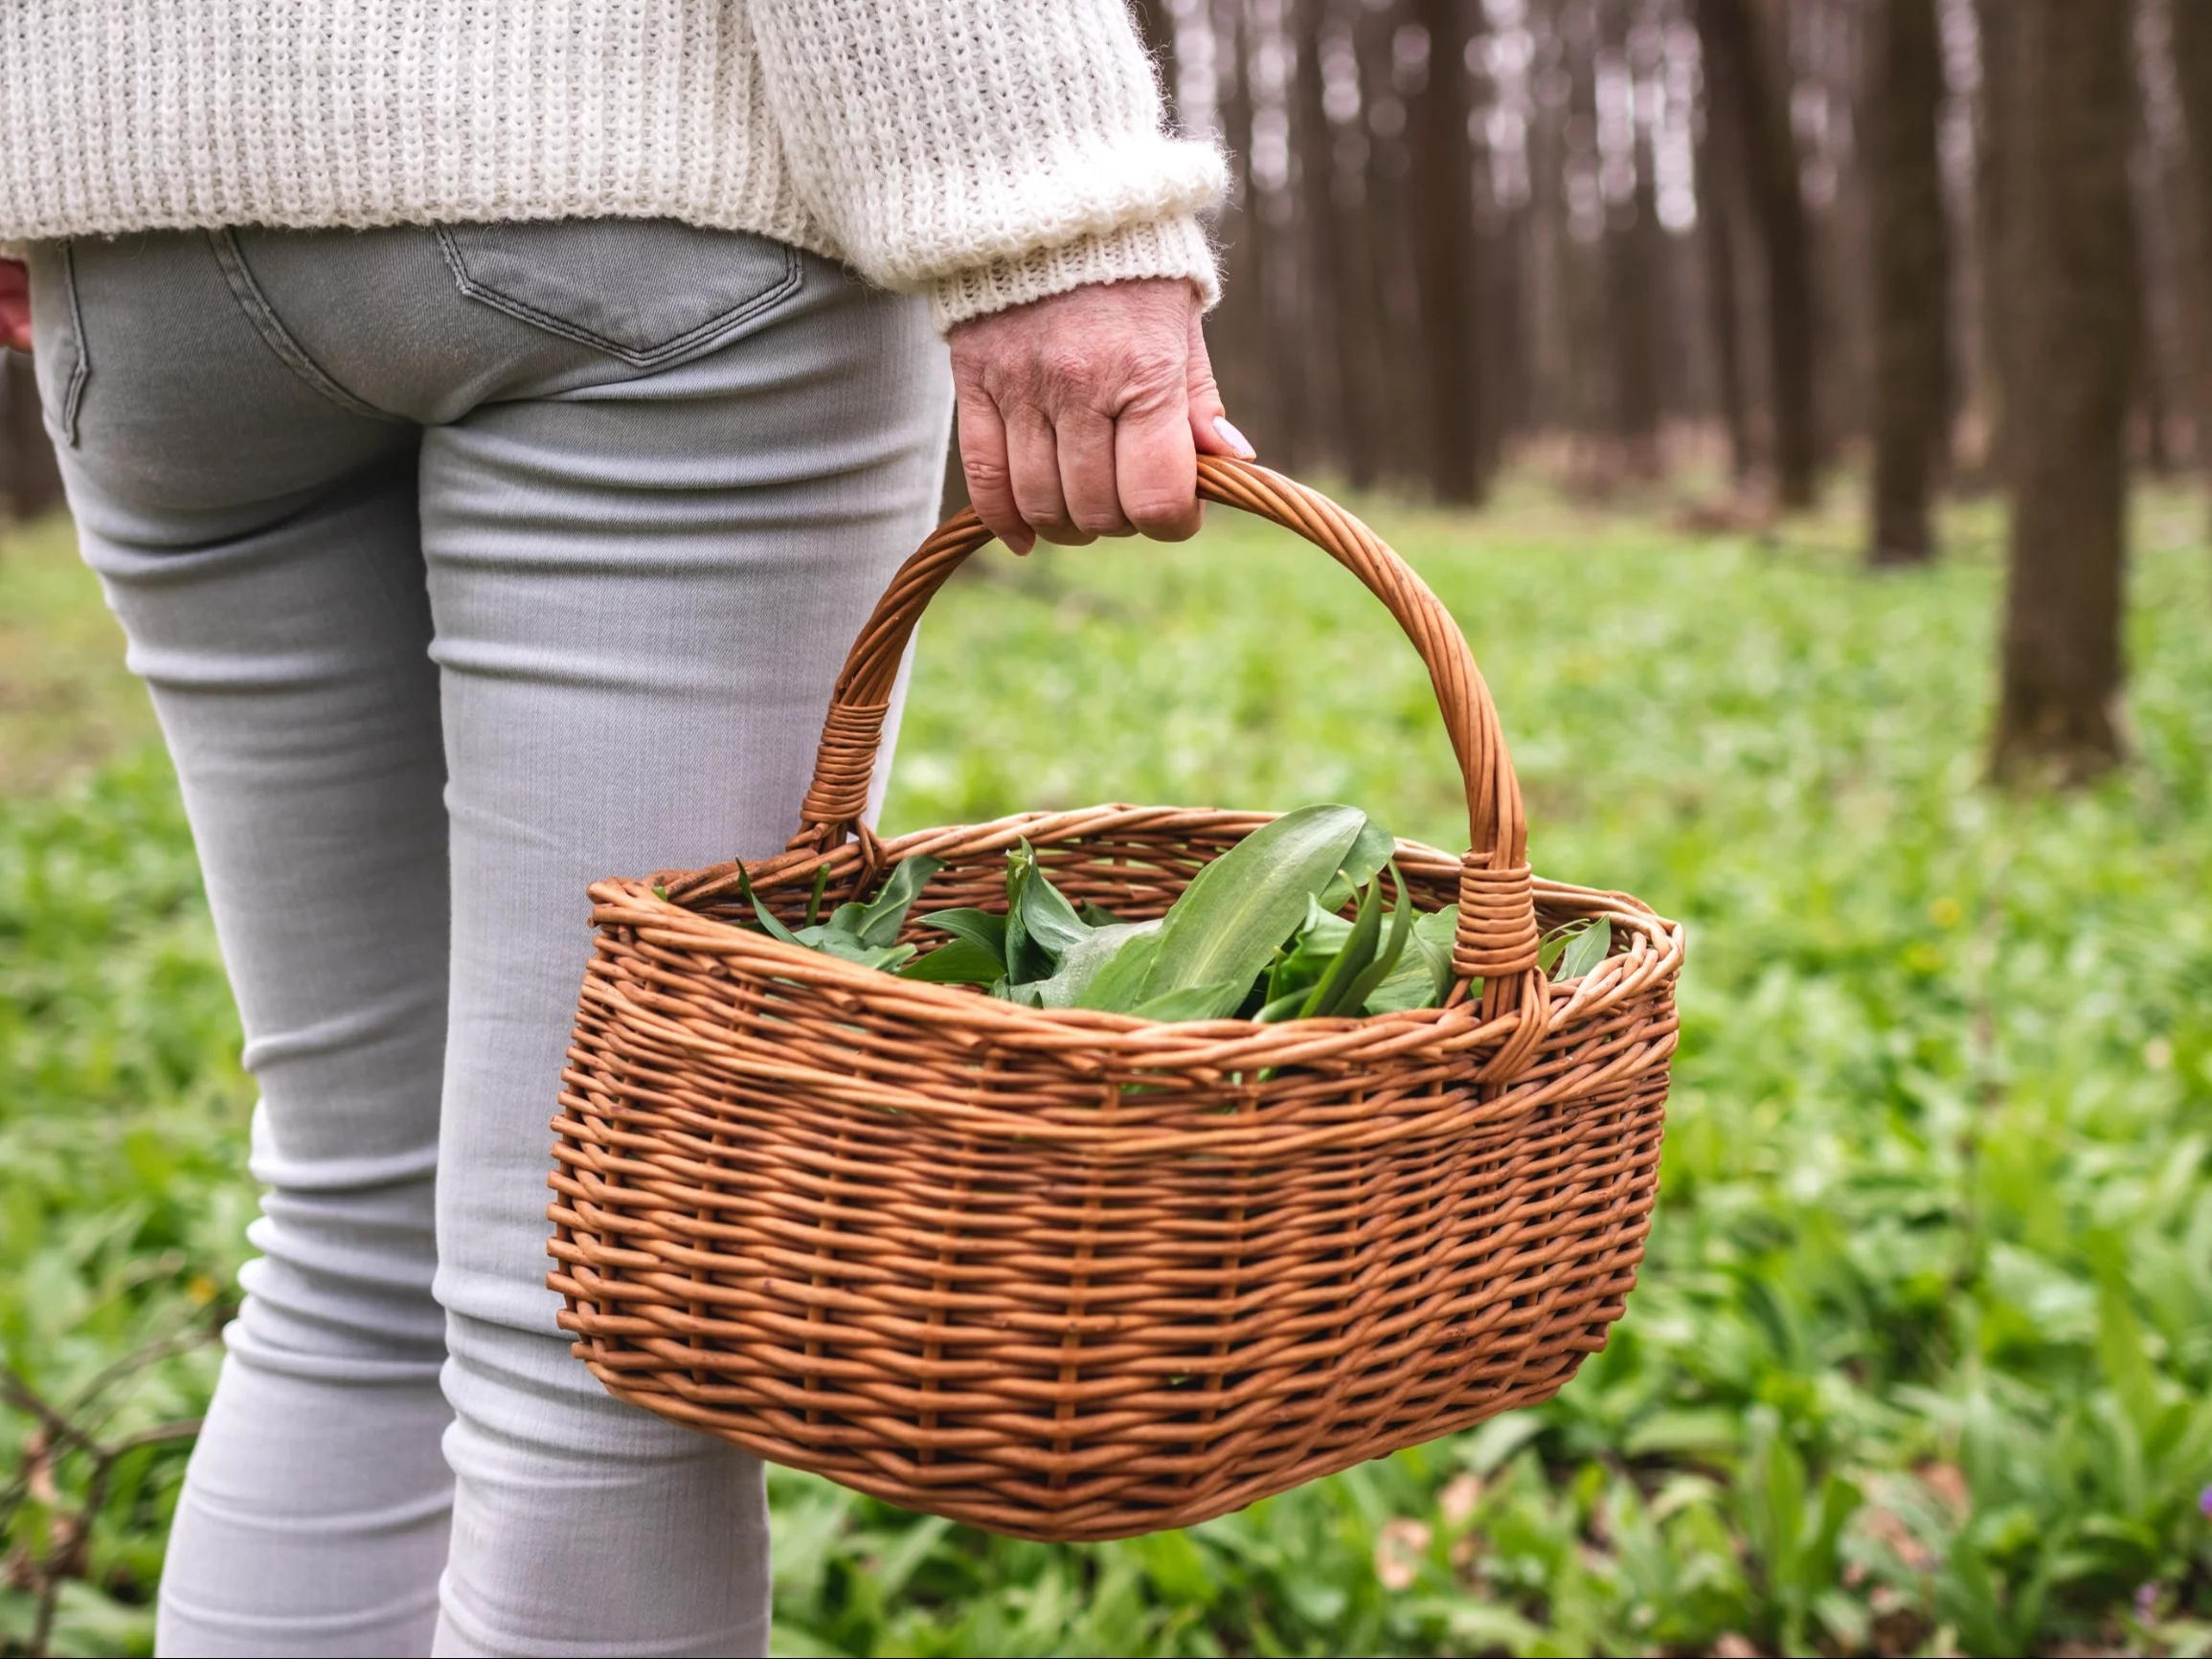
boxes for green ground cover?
[2,486,2208,1655]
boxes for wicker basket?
[547,458,1682,1543]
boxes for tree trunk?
[1211,2,1274,450]
[1696,16,1755,483]
[1971,0,2017,488]
[1359,1,1428,482]
[1990,0,2134,786]
[1697,0,1819,507]
[2165,0,2212,490]
[1866,0,1948,565]
[1299,0,1388,487]
[1405,0,1487,503]
[1607,0,1665,473]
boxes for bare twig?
[4,1320,219,1657]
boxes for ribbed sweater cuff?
[929,214,1220,333]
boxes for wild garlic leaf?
[1557,915,1613,980]
[1000,842,1079,984]
[1299,871,1385,1018]
[1268,900,1353,1004]
[1141,804,1369,1004]
[1366,904,1460,1013]
[1130,978,1250,1021]
[916,907,1008,966]
[736,863,802,945]
[849,855,946,948]
[1336,866,1414,1015]
[898,936,1006,984]
[804,930,917,972]
[1073,929,1163,1013]
[1016,854,1092,958]
[1317,818,1399,912]
[1538,915,1601,976]
[1034,919,1162,1009]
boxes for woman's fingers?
[1006,404,1085,545]
[1058,406,1132,538]
[1113,385,1199,541]
[947,276,1249,553]
[955,383,1031,553]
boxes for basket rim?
[590,805,1684,1062]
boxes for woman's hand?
[948,277,1253,554]
[0,258,31,352]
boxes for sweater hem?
[929,214,1220,332]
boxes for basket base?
[578,1339,1608,1541]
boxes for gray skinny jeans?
[26,222,952,1657]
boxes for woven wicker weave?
[548,459,1682,1542]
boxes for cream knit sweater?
[0,2,1223,331]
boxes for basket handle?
[785,457,1545,1026]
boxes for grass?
[2,480,2209,1656]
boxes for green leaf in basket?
[1140,804,1371,1006]
[916,906,1008,964]
[1364,904,1461,1013]
[1297,870,1385,1019]
[1540,914,1601,976]
[1001,843,1046,982]
[803,861,831,927]
[795,927,916,972]
[846,855,945,948]
[1016,850,1090,956]
[1033,919,1163,1009]
[1130,978,1251,1021]
[1556,914,1614,981]
[1072,928,1163,1013]
[996,976,1046,1008]
[897,936,1005,984]
[735,863,802,945]
[1317,818,1400,913]
[1265,898,1354,1007]
[1332,866,1415,1017]
[1000,840,1095,984]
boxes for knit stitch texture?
[0,1,1223,329]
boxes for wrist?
[930,216,1219,335]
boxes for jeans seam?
[434,227,803,370]
[205,230,401,423]
[53,241,88,445]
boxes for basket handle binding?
[782,456,1546,1062]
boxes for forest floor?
[2,479,2209,1657]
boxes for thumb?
[1185,309,1253,460]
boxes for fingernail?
[1213,415,1256,460]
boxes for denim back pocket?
[436,220,803,370]
[24,241,88,445]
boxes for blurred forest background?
[4,1,2212,1656]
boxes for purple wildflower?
[2201,1485,2212,1519]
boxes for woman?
[0,4,1252,1653]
